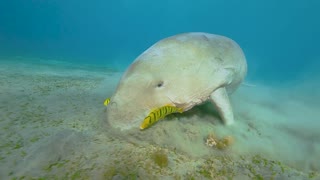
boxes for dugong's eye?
[156,81,164,88]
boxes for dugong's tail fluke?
[209,87,234,125]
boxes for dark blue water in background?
[0,0,319,83]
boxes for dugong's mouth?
[105,99,147,131]
[104,97,183,130]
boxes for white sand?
[0,58,319,179]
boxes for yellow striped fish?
[140,105,183,130]
[103,98,110,106]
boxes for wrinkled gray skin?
[106,32,247,130]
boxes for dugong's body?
[106,32,247,130]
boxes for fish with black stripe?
[104,98,110,106]
[140,105,183,130]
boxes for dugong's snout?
[106,97,147,130]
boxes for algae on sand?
[0,59,318,179]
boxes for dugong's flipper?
[209,87,234,125]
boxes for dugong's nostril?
[110,101,117,107]
[106,101,116,113]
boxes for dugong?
[106,32,247,130]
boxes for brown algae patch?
[151,149,169,168]
[205,132,234,150]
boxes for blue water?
[1,0,319,82]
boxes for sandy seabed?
[0,58,319,180]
